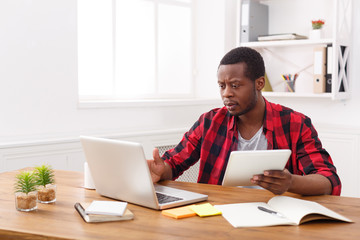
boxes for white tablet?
[222,149,291,187]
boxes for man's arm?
[147,148,173,183]
[288,172,332,195]
[251,169,332,195]
[257,109,340,195]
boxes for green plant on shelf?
[312,19,325,30]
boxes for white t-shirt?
[237,126,268,189]
[237,126,268,151]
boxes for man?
[147,47,341,196]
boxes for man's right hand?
[147,148,166,183]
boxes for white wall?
[0,0,226,145]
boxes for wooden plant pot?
[15,191,38,211]
[37,184,56,203]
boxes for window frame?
[77,0,196,103]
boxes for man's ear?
[255,77,265,91]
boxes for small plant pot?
[37,184,56,203]
[309,29,323,40]
[15,191,38,211]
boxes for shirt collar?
[225,108,237,131]
[226,98,272,132]
[263,97,274,132]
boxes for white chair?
[156,145,199,183]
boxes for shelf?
[262,91,349,100]
[262,92,332,98]
[237,0,351,100]
[240,38,333,48]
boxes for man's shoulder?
[266,100,308,121]
[267,100,292,113]
[197,107,232,126]
[201,107,228,117]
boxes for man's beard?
[232,85,258,116]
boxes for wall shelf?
[237,0,352,100]
[241,38,333,48]
[262,91,333,98]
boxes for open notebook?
[215,196,352,228]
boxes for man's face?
[217,63,258,116]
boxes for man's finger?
[153,148,162,164]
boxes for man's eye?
[231,84,239,88]
[219,84,225,89]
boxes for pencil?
[281,75,294,92]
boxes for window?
[78,0,194,101]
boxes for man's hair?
[219,47,265,81]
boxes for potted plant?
[14,171,38,211]
[312,19,325,30]
[34,164,56,203]
[310,19,325,39]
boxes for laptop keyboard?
[156,192,183,204]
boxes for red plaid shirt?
[162,98,341,195]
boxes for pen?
[257,206,285,218]
[294,73,298,81]
[281,74,294,92]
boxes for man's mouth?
[225,102,237,111]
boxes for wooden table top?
[0,169,359,240]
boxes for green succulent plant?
[14,171,38,194]
[34,164,55,187]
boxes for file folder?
[325,46,333,93]
[240,0,268,42]
[313,46,326,93]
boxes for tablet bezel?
[222,149,292,187]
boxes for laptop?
[80,136,208,210]
[222,149,291,187]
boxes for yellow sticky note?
[189,203,222,217]
[162,206,196,219]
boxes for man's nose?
[222,86,233,98]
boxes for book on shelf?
[74,202,134,223]
[258,33,308,41]
[214,196,352,228]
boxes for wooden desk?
[0,169,359,240]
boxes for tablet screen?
[222,149,291,187]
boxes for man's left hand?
[251,169,293,195]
